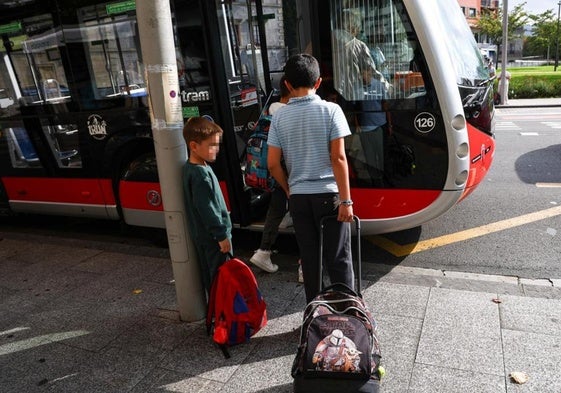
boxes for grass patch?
[496,66,561,98]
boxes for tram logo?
[180,90,210,103]
[87,114,108,140]
[146,190,162,207]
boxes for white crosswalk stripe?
[495,121,520,130]
[541,122,561,129]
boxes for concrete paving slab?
[503,329,561,393]
[0,335,125,392]
[409,364,505,393]
[362,281,430,320]
[436,277,524,297]
[130,368,224,393]
[219,329,296,393]
[521,284,561,300]
[444,271,518,284]
[376,313,423,393]
[519,278,552,287]
[3,239,102,268]
[0,269,102,315]
[374,270,445,290]
[499,295,561,336]
[102,315,196,356]
[416,288,503,376]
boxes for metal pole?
[136,0,206,322]
[555,1,561,71]
[499,0,509,105]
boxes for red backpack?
[206,257,267,358]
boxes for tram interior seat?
[48,125,79,166]
[43,79,62,100]
[6,127,40,166]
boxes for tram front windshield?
[435,0,489,87]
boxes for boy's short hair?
[279,75,290,98]
[183,117,223,148]
[283,54,320,89]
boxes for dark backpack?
[206,257,267,358]
[292,284,382,385]
[244,114,277,192]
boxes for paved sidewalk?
[1,232,561,393]
[497,97,561,108]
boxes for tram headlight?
[456,142,469,159]
[455,170,468,186]
[451,114,466,131]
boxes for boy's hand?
[218,238,231,253]
[338,204,354,222]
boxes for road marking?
[495,121,519,130]
[542,122,561,129]
[519,132,539,136]
[536,183,561,188]
[367,205,561,257]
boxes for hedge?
[495,68,561,99]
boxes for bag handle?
[319,282,361,298]
[319,215,362,297]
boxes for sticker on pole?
[414,112,436,134]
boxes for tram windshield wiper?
[477,75,496,87]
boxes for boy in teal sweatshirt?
[182,117,232,294]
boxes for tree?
[524,10,557,59]
[478,2,529,58]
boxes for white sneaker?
[297,261,304,283]
[250,249,279,273]
[279,212,293,229]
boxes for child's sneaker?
[250,249,279,273]
[297,259,304,283]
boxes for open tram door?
[303,0,495,234]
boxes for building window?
[469,8,477,18]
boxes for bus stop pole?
[499,0,509,105]
[136,0,206,322]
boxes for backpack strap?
[206,267,219,335]
[206,253,233,334]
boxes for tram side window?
[0,47,18,117]
[2,14,72,106]
[77,5,146,103]
[3,124,43,169]
[39,119,82,168]
[330,0,425,102]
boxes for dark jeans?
[260,187,288,250]
[195,239,229,296]
[290,193,353,303]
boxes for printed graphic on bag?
[303,315,371,376]
[312,328,362,372]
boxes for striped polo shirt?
[268,94,351,195]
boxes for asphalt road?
[374,106,561,279]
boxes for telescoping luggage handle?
[318,215,362,297]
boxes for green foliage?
[524,10,558,58]
[478,3,529,46]
[496,66,561,98]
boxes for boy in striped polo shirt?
[267,54,355,303]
